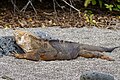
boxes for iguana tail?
[103,46,120,52]
[79,44,119,52]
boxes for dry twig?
[62,0,80,13]
[11,0,20,14]
[20,0,37,14]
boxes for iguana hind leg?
[79,50,115,61]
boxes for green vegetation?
[0,0,119,28]
[84,0,120,11]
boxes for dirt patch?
[0,2,120,29]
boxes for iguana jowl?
[13,30,118,61]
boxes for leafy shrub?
[84,0,120,11]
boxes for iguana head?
[14,30,28,45]
[14,30,42,52]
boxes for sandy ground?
[0,27,120,80]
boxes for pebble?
[80,71,114,80]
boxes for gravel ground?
[0,27,120,80]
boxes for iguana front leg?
[14,52,41,61]
[79,50,115,61]
[14,52,58,61]
[14,53,26,59]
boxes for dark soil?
[0,0,120,29]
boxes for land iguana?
[13,30,119,61]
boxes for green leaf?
[89,14,94,24]
[91,0,96,5]
[117,5,120,9]
[113,8,120,11]
[104,4,113,11]
[98,0,102,8]
[104,4,108,7]
[84,0,92,7]
[117,0,120,2]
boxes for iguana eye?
[18,37,21,40]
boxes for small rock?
[0,36,24,56]
[1,75,14,80]
[0,48,3,57]
[80,71,114,80]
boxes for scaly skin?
[13,30,116,61]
